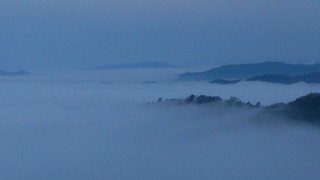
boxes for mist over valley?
[1,68,320,179]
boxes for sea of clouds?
[1,68,320,179]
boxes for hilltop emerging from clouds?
[155,93,320,124]
[92,62,179,70]
[178,62,320,81]
[0,71,30,76]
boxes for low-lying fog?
[1,69,320,180]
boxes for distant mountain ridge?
[210,72,320,85]
[93,61,179,70]
[0,71,30,76]
[178,62,320,81]
[210,79,241,85]
[246,72,320,84]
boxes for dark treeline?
[155,95,261,108]
[154,93,320,123]
[263,93,320,122]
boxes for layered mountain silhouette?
[93,61,179,70]
[246,72,320,84]
[210,72,320,85]
[210,79,241,85]
[178,62,320,81]
[0,71,30,76]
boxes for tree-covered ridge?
[155,95,261,108]
[264,93,320,122]
[154,93,320,123]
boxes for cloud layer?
[1,69,320,179]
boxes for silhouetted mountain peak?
[178,61,320,81]
[93,61,179,70]
[0,70,30,76]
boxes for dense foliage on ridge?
[155,93,320,123]
[263,93,320,121]
[155,95,261,108]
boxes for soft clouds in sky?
[0,0,319,70]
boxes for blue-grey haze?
[1,2,320,179]
[1,69,320,179]
[1,0,319,70]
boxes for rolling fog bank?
[1,69,320,179]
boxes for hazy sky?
[1,0,319,70]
